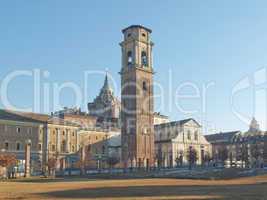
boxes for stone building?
[88,74,121,128]
[120,25,155,169]
[0,109,80,174]
[53,107,97,129]
[78,129,121,169]
[205,130,241,166]
[155,118,211,167]
[206,118,267,168]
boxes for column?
[56,128,61,153]
[66,129,70,153]
[24,140,31,178]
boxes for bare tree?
[240,143,249,168]
[0,153,16,178]
[250,142,263,168]
[187,147,198,170]
[156,147,163,168]
[203,152,212,166]
[175,150,184,167]
[218,147,228,165]
[0,154,16,168]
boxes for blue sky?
[1,0,267,133]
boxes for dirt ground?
[0,175,266,200]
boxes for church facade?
[155,119,211,167]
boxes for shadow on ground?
[10,177,101,183]
[37,183,267,199]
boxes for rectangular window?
[16,143,21,151]
[16,127,21,133]
[52,144,56,151]
[38,144,42,151]
[28,127,32,134]
[5,142,9,150]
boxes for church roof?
[0,109,80,127]
[205,131,240,144]
[154,118,201,129]
[0,109,49,123]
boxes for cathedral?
[0,25,214,177]
[87,74,121,128]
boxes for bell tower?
[120,25,154,169]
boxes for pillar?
[24,140,31,178]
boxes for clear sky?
[1,0,267,134]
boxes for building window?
[143,81,147,91]
[96,136,98,140]
[16,142,21,151]
[127,51,133,66]
[52,144,56,152]
[72,132,75,137]
[143,128,147,134]
[62,131,65,136]
[38,144,42,151]
[61,141,66,152]
[142,33,146,37]
[71,145,75,152]
[187,131,191,140]
[194,131,198,141]
[141,51,148,66]
[159,132,163,140]
[4,142,9,150]
[87,145,91,152]
[4,125,8,132]
[127,33,131,37]
[102,146,105,154]
[16,127,21,133]
[27,128,32,134]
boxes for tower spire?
[101,71,113,94]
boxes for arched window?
[141,51,148,66]
[127,51,133,66]
[61,141,66,152]
[143,81,147,91]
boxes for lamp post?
[24,139,31,178]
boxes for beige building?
[78,129,121,169]
[206,118,267,168]
[0,109,80,174]
[155,118,211,168]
